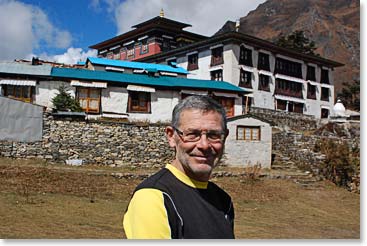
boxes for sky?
[0,0,266,64]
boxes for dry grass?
[0,157,360,239]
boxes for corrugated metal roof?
[51,67,245,93]
[87,57,189,74]
[0,62,52,76]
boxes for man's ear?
[165,126,177,148]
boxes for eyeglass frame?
[172,126,226,143]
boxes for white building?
[140,30,344,119]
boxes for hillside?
[217,0,359,94]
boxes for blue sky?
[0,0,266,64]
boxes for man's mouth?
[191,155,211,161]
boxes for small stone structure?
[224,115,272,168]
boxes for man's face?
[166,109,228,182]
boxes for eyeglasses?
[173,126,225,143]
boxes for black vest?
[134,168,235,239]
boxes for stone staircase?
[270,151,321,188]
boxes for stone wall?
[250,107,319,131]
[272,121,360,192]
[0,113,174,167]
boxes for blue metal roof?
[86,57,189,74]
[51,67,245,93]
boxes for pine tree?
[276,30,318,55]
[337,80,360,111]
[52,85,83,112]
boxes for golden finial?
[160,8,164,18]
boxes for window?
[107,52,113,59]
[237,126,261,141]
[257,52,270,71]
[276,99,287,110]
[258,74,270,91]
[210,69,223,81]
[77,87,101,113]
[239,69,252,88]
[239,46,252,66]
[187,53,198,71]
[275,79,303,98]
[320,68,329,84]
[321,87,329,101]
[4,85,33,103]
[211,47,223,66]
[321,108,329,118]
[306,66,316,81]
[127,48,135,59]
[288,102,304,114]
[275,58,302,78]
[307,83,317,99]
[213,96,234,117]
[128,91,151,113]
[140,40,149,54]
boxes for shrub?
[52,85,82,112]
[317,138,359,188]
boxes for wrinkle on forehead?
[178,109,223,131]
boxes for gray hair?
[172,95,227,130]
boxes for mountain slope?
[217,0,359,94]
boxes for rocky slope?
[217,0,359,94]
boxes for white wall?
[127,90,179,123]
[35,81,74,109]
[101,86,128,114]
[224,117,272,168]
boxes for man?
[123,95,235,239]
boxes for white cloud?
[0,0,72,61]
[39,47,97,65]
[111,0,266,36]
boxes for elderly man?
[123,95,235,239]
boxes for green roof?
[51,67,245,93]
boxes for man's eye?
[208,133,221,139]
[186,132,200,137]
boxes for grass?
[0,157,360,239]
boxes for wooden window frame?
[210,47,223,66]
[275,79,303,98]
[306,65,316,81]
[239,69,252,88]
[258,74,270,91]
[140,40,149,55]
[276,99,287,111]
[257,52,270,71]
[307,83,317,99]
[275,58,303,78]
[127,91,151,113]
[321,108,329,118]
[213,96,234,117]
[236,125,261,141]
[320,68,330,84]
[187,53,199,71]
[4,85,33,103]
[76,87,101,113]
[210,69,223,81]
[239,46,253,67]
[321,87,329,101]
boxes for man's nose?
[196,133,210,149]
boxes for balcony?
[275,87,303,99]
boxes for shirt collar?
[165,164,208,189]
